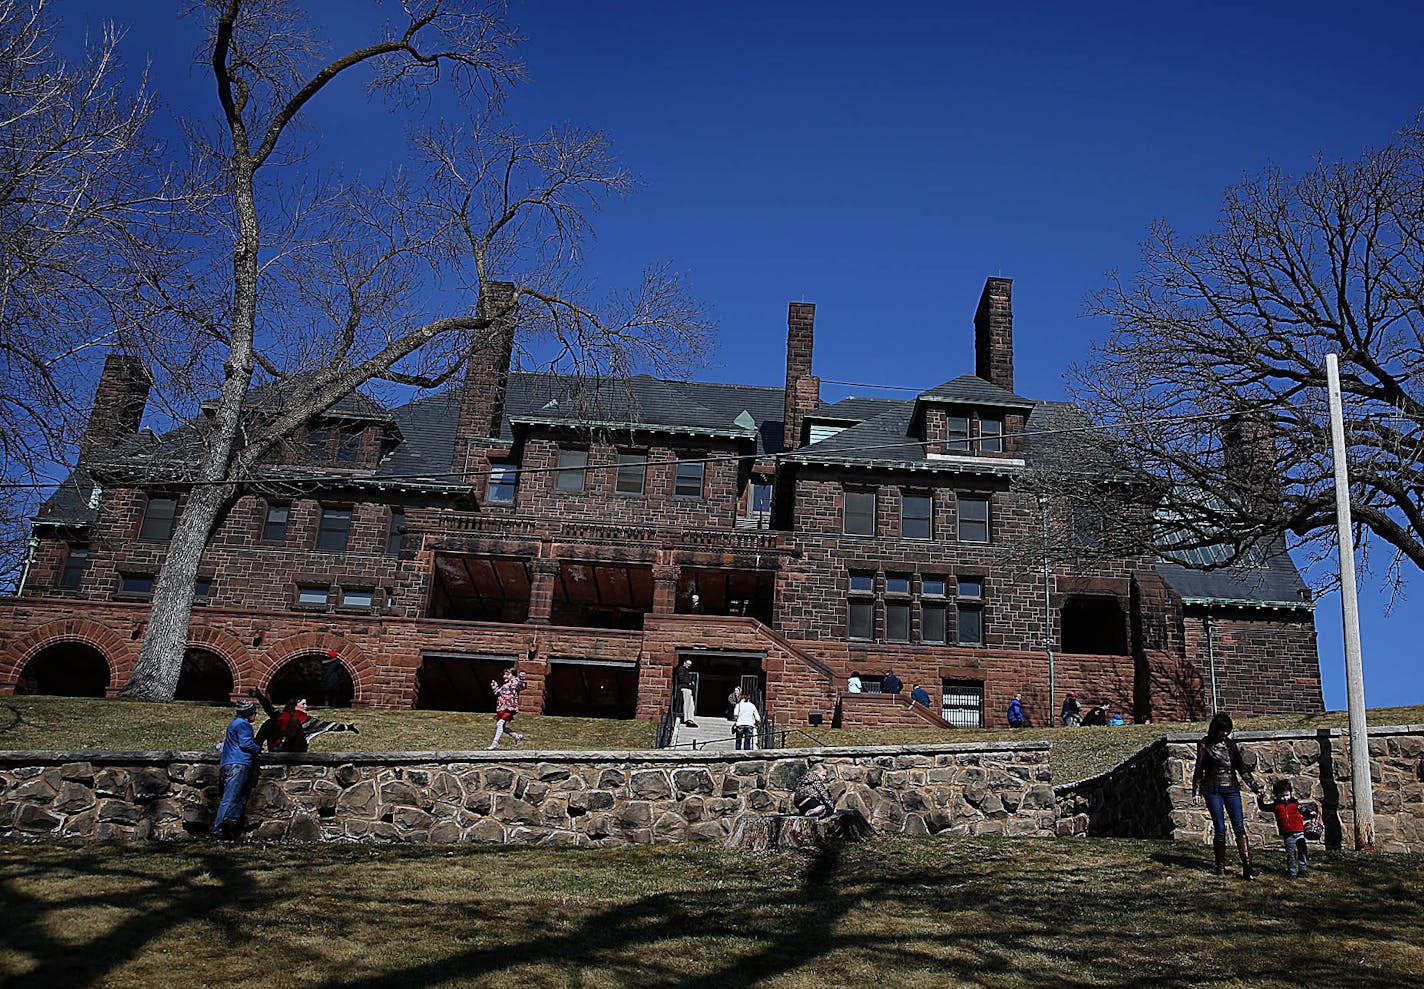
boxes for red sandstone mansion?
[0,278,1323,730]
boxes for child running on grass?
[488,667,527,749]
[1258,778,1314,878]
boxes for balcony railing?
[434,513,789,554]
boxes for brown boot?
[1213,840,1227,876]
[1236,834,1255,880]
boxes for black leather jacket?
[1192,736,1253,794]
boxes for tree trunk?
[723,810,876,855]
[117,481,235,700]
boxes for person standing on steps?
[847,671,863,693]
[880,670,902,695]
[1191,711,1262,879]
[487,667,527,749]
[732,692,761,750]
[674,657,698,728]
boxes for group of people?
[675,657,763,749]
[1056,692,1126,728]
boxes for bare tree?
[1065,113,1424,590]
[0,0,165,586]
[103,0,712,701]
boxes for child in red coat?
[1258,779,1315,878]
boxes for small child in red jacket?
[1259,779,1314,878]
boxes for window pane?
[386,510,404,556]
[193,579,212,598]
[555,449,587,492]
[959,604,983,645]
[139,497,177,541]
[849,573,874,593]
[751,481,772,513]
[120,575,154,594]
[922,577,946,597]
[848,600,874,639]
[59,548,88,589]
[342,588,374,608]
[948,416,970,451]
[616,453,646,495]
[922,604,947,643]
[844,490,875,535]
[902,494,932,539]
[674,459,704,497]
[886,575,910,595]
[316,507,351,551]
[297,585,328,605]
[262,504,290,543]
[306,427,330,458]
[958,577,983,599]
[488,463,517,503]
[958,495,990,543]
[886,602,910,642]
[979,418,1003,453]
[337,428,363,463]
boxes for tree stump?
[723,810,876,855]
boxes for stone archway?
[257,633,374,707]
[175,648,235,703]
[16,642,111,696]
[266,654,355,708]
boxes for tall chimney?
[453,280,517,473]
[1222,408,1282,512]
[974,277,1014,391]
[78,353,151,464]
[782,302,820,452]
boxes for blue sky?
[56,1,1424,710]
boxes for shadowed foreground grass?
[1,836,1420,988]
[3,696,1423,784]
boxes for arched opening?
[414,652,514,712]
[16,642,111,696]
[1061,595,1130,654]
[175,649,235,703]
[267,653,354,708]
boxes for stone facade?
[0,741,1057,845]
[1057,725,1424,854]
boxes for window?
[922,577,947,597]
[958,494,990,543]
[751,481,772,514]
[386,509,405,556]
[674,458,704,498]
[59,548,88,589]
[947,416,970,451]
[296,585,329,606]
[262,503,290,543]
[902,493,932,540]
[885,602,910,642]
[555,449,587,492]
[942,680,984,727]
[922,601,947,643]
[336,427,363,464]
[979,417,1003,453]
[340,588,374,609]
[305,427,330,459]
[616,453,646,495]
[886,575,910,595]
[316,506,352,552]
[844,490,876,536]
[120,574,154,595]
[138,496,178,542]
[193,579,212,599]
[958,577,984,645]
[848,570,875,640]
[487,463,517,503]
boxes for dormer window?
[979,417,1003,452]
[336,427,363,464]
[305,427,330,459]
[947,416,970,451]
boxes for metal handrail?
[654,705,676,748]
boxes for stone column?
[652,564,680,614]
[527,557,560,624]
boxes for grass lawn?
[3,696,1422,784]
[1,835,1420,988]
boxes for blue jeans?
[212,762,253,836]
[1203,785,1245,840]
[1283,833,1308,876]
[735,725,755,750]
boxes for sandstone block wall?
[0,741,1057,846]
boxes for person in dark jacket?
[212,700,261,838]
[674,657,698,727]
[1061,692,1082,727]
[880,671,902,694]
[1007,693,1025,728]
[1191,711,1261,878]
[253,691,359,752]
[1082,705,1108,727]
[909,684,932,708]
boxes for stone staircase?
[671,717,749,751]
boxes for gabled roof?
[915,374,1034,410]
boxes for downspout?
[15,535,38,597]
[1204,612,1219,714]
[1038,496,1055,724]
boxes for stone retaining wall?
[0,741,1057,845]
[1057,725,1424,853]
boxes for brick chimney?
[782,302,820,452]
[974,277,1014,392]
[78,353,151,464]
[1222,408,1282,511]
[453,281,517,473]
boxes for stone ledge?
[1162,723,1424,743]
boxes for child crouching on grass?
[1258,779,1316,878]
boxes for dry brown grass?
[1,835,1420,988]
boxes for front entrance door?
[676,650,765,720]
